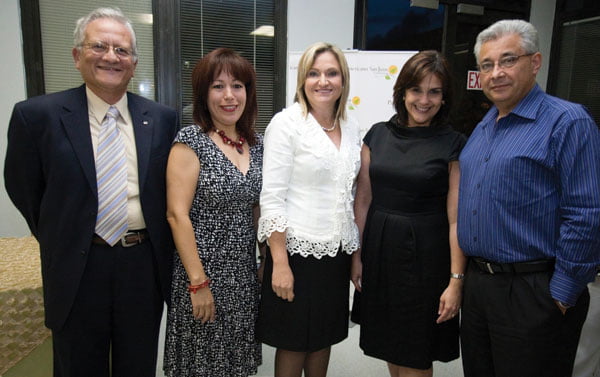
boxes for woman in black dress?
[351,50,467,377]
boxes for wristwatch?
[557,301,571,310]
[450,272,465,280]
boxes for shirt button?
[472,210,477,215]
[484,157,489,162]
[473,237,478,242]
[477,183,481,189]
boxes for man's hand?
[554,299,569,315]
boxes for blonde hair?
[294,42,350,122]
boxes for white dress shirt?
[87,87,146,230]
[258,102,361,259]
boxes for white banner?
[287,50,417,136]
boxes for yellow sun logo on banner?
[348,96,361,110]
[385,65,398,80]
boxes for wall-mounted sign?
[467,70,482,90]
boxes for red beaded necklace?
[216,129,245,154]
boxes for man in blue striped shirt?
[458,19,600,377]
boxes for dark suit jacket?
[4,85,178,330]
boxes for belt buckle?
[485,262,495,274]
[120,231,141,247]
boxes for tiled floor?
[252,323,464,377]
[156,307,464,377]
[5,307,463,377]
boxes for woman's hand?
[436,280,463,324]
[438,162,467,324]
[190,288,216,324]
[272,262,294,302]
[351,251,363,292]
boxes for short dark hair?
[392,50,453,128]
[191,48,258,145]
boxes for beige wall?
[530,0,557,91]
[287,0,355,52]
[0,0,29,236]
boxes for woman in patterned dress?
[257,42,362,377]
[164,48,263,377]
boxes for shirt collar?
[86,86,129,124]
[480,106,498,129]
[510,84,543,121]
[481,83,543,128]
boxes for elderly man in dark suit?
[4,7,178,377]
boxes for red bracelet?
[188,279,211,294]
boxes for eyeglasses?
[478,53,533,73]
[82,41,133,59]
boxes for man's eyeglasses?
[478,53,534,73]
[82,41,133,59]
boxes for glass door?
[443,4,529,135]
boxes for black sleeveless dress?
[357,119,465,369]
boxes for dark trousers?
[52,241,164,377]
[461,260,589,377]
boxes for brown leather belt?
[92,230,149,247]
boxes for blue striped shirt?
[458,84,600,305]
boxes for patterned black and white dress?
[164,125,262,377]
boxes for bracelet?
[450,273,465,280]
[188,279,211,294]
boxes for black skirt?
[357,209,459,369]
[257,247,351,352]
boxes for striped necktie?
[95,105,128,246]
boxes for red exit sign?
[467,70,482,90]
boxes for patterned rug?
[0,236,49,375]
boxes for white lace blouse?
[258,103,361,259]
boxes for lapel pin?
[142,120,149,125]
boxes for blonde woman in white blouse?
[257,42,361,377]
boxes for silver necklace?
[321,120,337,132]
